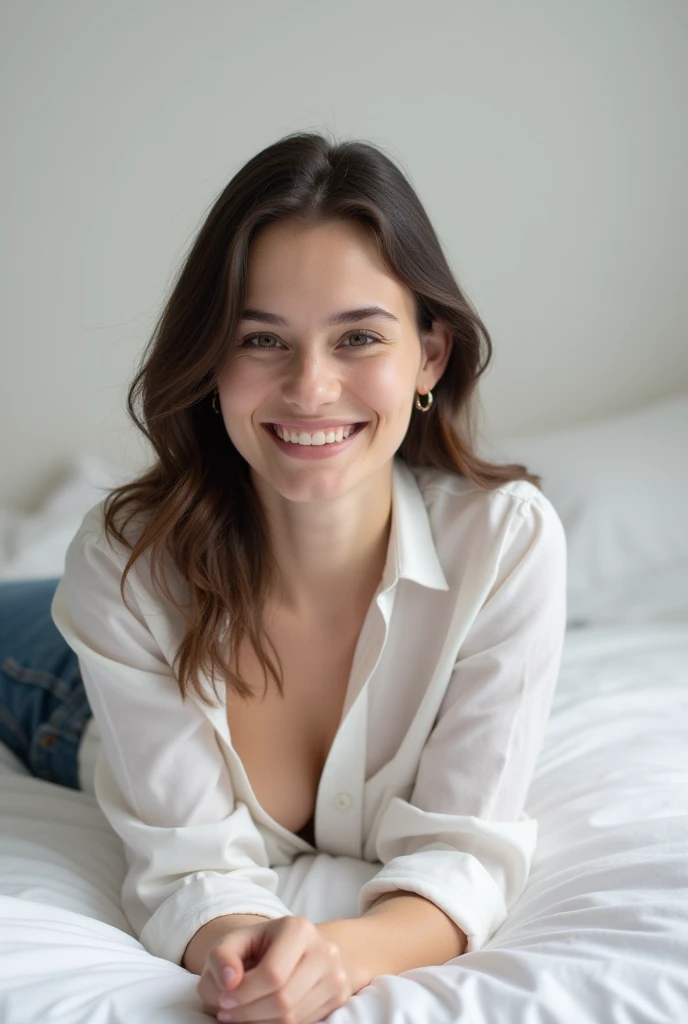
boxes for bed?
[1,393,687,1023]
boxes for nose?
[280,349,342,411]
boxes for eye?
[341,331,381,348]
[239,333,283,349]
[238,330,382,350]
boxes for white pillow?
[0,454,125,581]
[481,392,688,627]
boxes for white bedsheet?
[1,621,687,1022]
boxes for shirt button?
[334,792,352,810]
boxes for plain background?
[1,0,687,512]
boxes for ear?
[417,319,453,391]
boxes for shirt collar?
[379,459,449,593]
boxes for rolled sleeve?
[357,801,538,953]
[94,752,295,966]
[51,510,294,966]
[358,490,567,953]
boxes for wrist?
[317,919,374,993]
[182,913,272,975]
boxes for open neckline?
[198,469,404,850]
[205,703,320,849]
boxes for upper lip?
[265,420,363,431]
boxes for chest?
[225,614,362,843]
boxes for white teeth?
[273,424,357,445]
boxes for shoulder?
[402,462,566,576]
[407,462,559,526]
[64,498,145,581]
[61,498,142,595]
[72,490,172,558]
[65,497,185,608]
[58,497,191,659]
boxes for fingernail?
[222,966,237,986]
[217,1013,233,1023]
[219,995,238,1009]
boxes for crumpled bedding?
[1,622,686,1023]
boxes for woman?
[0,130,567,1024]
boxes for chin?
[270,475,354,504]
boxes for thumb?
[221,959,244,991]
[213,919,273,992]
[214,931,257,990]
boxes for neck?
[254,463,394,626]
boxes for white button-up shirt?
[50,457,567,966]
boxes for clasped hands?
[196,914,372,1024]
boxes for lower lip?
[263,423,366,459]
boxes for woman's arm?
[51,510,296,966]
[182,913,272,974]
[354,488,568,955]
[318,890,467,985]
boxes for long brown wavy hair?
[102,129,540,709]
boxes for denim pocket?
[0,655,91,789]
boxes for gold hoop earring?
[212,391,220,415]
[415,389,433,412]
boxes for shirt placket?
[315,583,397,857]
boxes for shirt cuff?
[138,873,296,966]
[357,818,538,954]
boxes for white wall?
[1,0,686,512]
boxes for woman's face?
[216,217,449,505]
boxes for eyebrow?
[239,304,401,327]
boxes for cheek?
[358,360,414,416]
[220,362,270,409]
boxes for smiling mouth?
[266,422,366,446]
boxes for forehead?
[243,219,416,325]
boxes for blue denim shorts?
[0,578,92,790]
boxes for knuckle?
[290,914,314,934]
[263,962,287,987]
[273,989,292,1013]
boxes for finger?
[195,963,241,1016]
[195,954,247,1016]
[289,973,352,1024]
[207,933,257,994]
[283,943,351,1024]
[225,917,313,1008]
[220,937,346,1023]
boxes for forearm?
[318,891,468,987]
[182,913,271,975]
[181,892,468,983]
